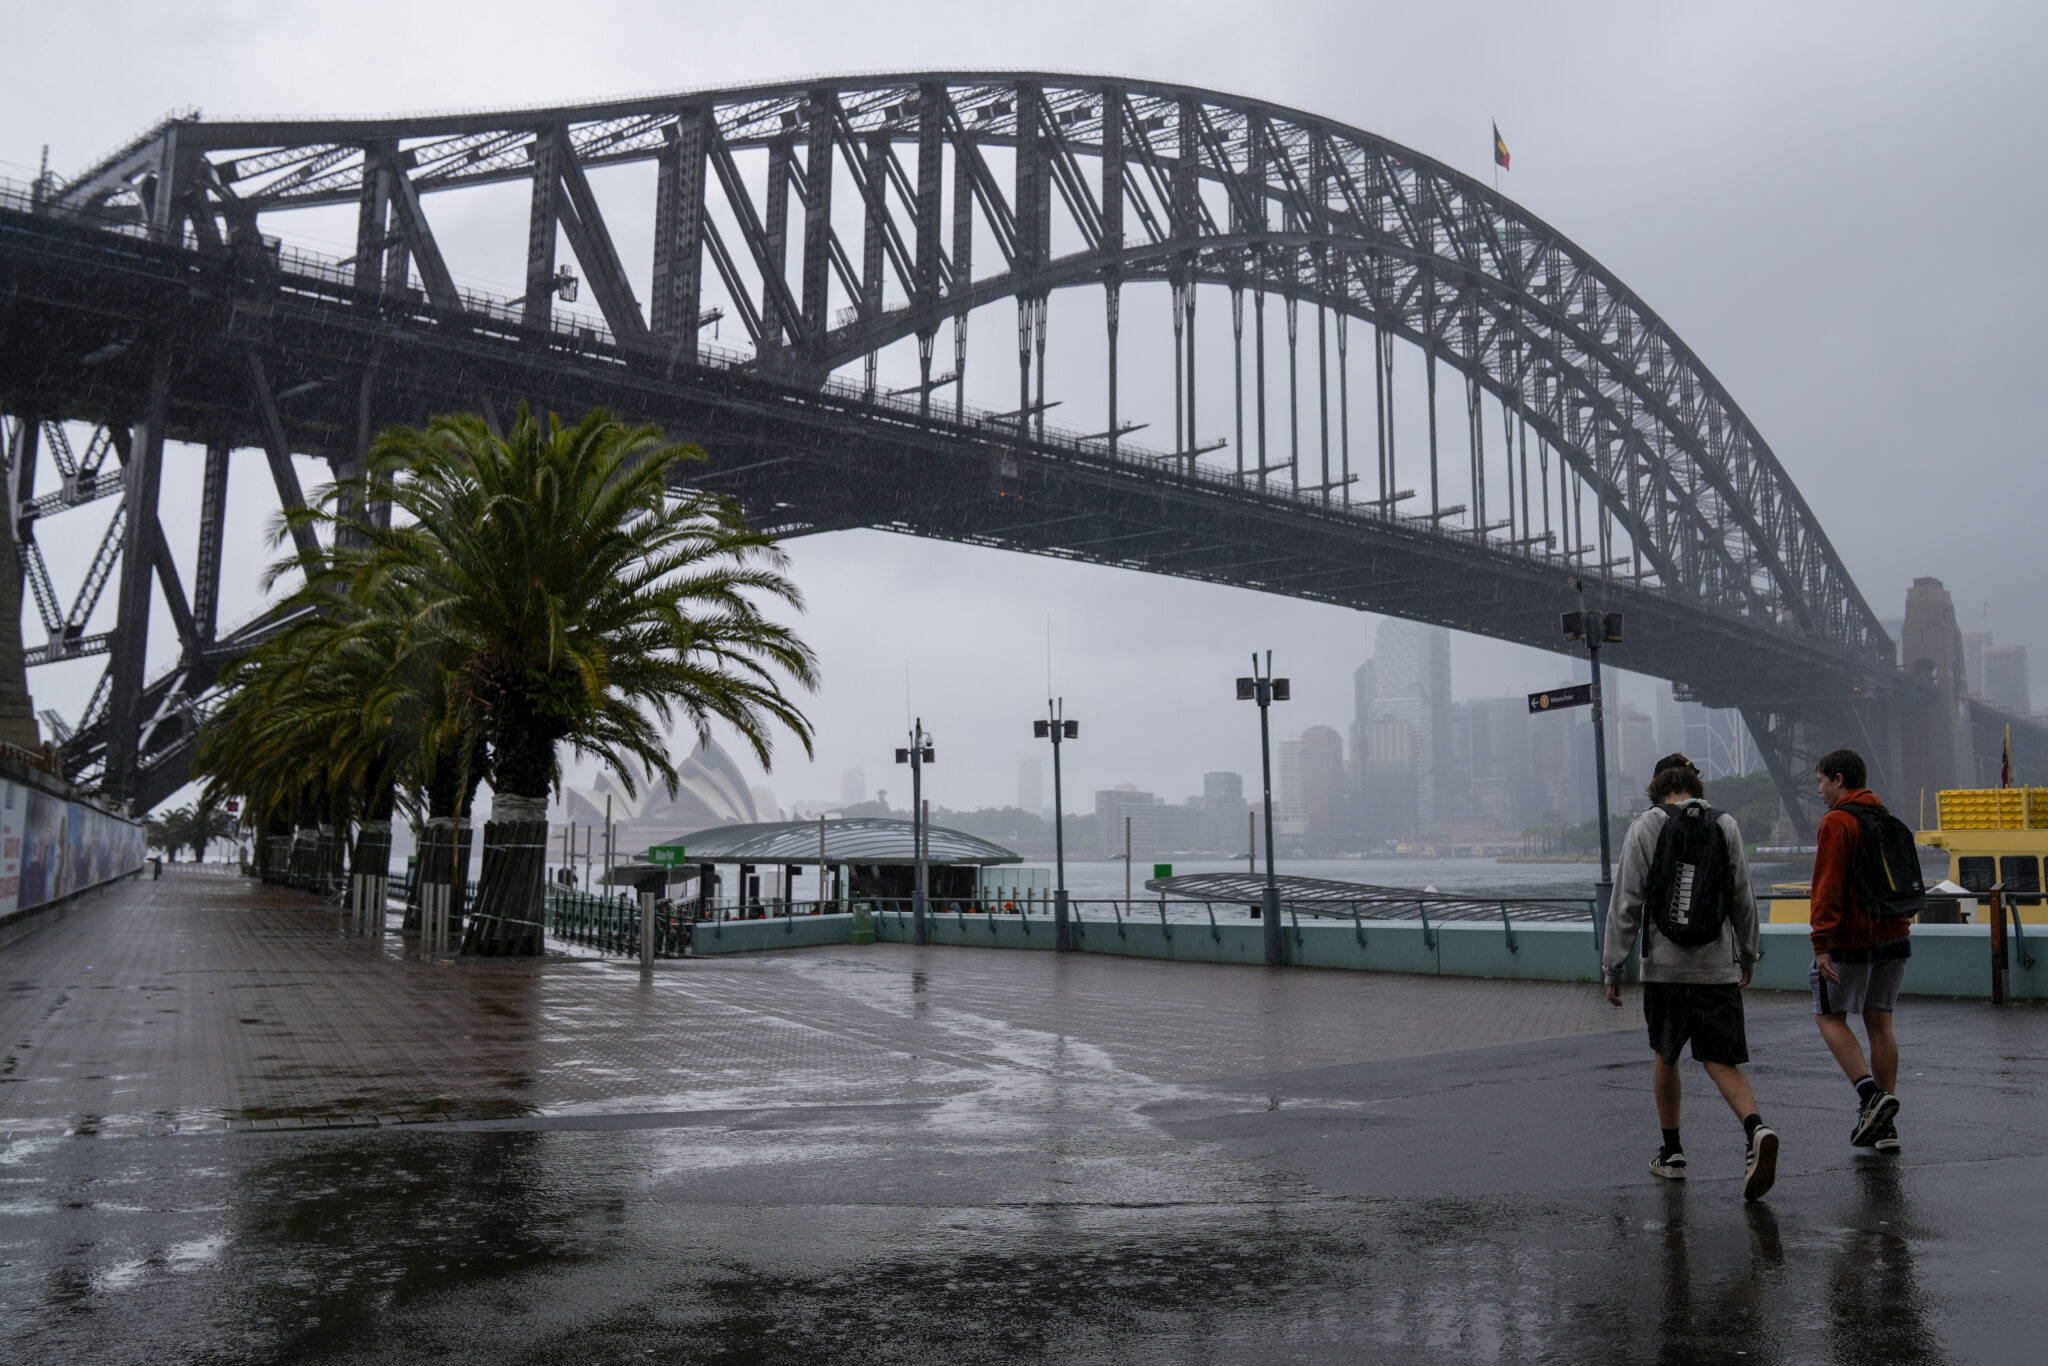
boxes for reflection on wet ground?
[0,870,2041,1361]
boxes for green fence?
[542,886,689,957]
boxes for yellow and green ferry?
[1767,786,2048,925]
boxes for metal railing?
[543,885,689,957]
[842,894,1596,954]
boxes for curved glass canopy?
[645,818,1021,867]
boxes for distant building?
[1467,695,1536,828]
[1359,718,1419,842]
[841,766,867,806]
[1018,757,1043,815]
[1963,630,1990,700]
[1201,772,1248,851]
[1278,726,1345,844]
[1348,659,1377,795]
[1373,620,1452,831]
[1614,704,1658,811]
[1093,785,1200,856]
[1983,645,2031,716]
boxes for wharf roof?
[646,818,1021,867]
[1144,872,1593,922]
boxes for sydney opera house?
[557,739,778,859]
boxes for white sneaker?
[1851,1091,1900,1147]
[1650,1149,1687,1179]
[1743,1125,1780,1201]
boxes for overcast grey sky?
[5,1,2042,813]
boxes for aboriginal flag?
[1493,123,1510,170]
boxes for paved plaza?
[2,868,2043,1363]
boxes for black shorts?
[1643,982,1748,1067]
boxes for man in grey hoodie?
[1603,753,1779,1200]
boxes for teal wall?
[690,907,2048,1000]
[690,913,855,954]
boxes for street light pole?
[1035,700,1078,951]
[1566,581,1623,954]
[1237,652,1291,967]
[896,719,934,945]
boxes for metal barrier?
[543,886,689,958]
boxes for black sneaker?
[1650,1148,1687,1180]
[1851,1090,1900,1147]
[1743,1124,1779,1201]
[1871,1119,1901,1154]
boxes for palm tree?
[147,806,192,860]
[346,406,817,955]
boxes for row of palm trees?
[195,405,816,955]
[144,801,237,862]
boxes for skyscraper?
[1279,726,1345,842]
[1349,659,1377,794]
[1201,772,1249,852]
[841,766,867,806]
[1018,757,1043,815]
[1373,619,1452,831]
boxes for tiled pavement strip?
[0,865,1746,1140]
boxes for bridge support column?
[1231,285,1244,483]
[523,132,559,332]
[1316,302,1330,503]
[104,352,172,806]
[1172,280,1185,459]
[1254,287,1268,491]
[1033,297,1047,447]
[1105,280,1120,456]
[1184,279,1197,471]
[1286,296,1299,494]
[651,107,709,362]
[1015,298,1032,463]
[192,442,229,643]
[1336,313,1350,507]
[0,415,37,750]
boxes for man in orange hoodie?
[1808,747,1910,1153]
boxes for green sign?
[1153,863,1173,879]
[649,846,686,868]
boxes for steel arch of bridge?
[52,73,1890,674]
[18,71,2016,819]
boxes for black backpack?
[1845,803,1926,921]
[1645,801,1737,947]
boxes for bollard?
[1990,885,2009,1006]
[371,876,387,940]
[639,891,655,968]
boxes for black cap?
[1653,752,1699,776]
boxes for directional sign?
[1153,864,1173,880]
[648,845,686,868]
[1528,684,1594,714]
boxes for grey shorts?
[1811,957,1906,1016]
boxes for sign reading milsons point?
[648,846,686,868]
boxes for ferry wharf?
[2,867,2043,1363]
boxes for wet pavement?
[2,869,2043,1363]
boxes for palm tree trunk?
[350,783,395,926]
[461,792,548,956]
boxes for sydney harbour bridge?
[0,73,2036,825]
